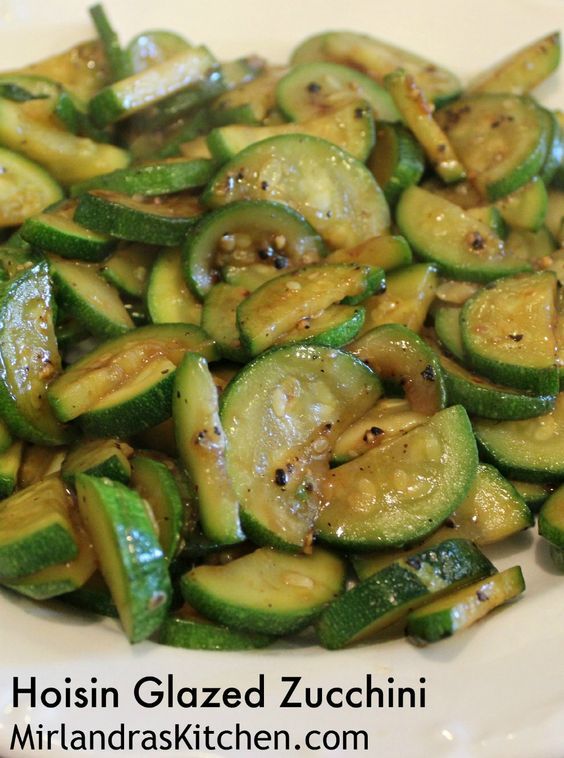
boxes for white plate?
[1,1,563,756]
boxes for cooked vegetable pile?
[0,4,562,650]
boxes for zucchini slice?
[0,261,71,445]
[474,393,564,481]
[331,398,428,465]
[70,158,215,197]
[237,263,384,355]
[351,464,533,580]
[64,571,118,618]
[48,323,218,436]
[434,305,465,361]
[202,134,390,249]
[466,205,507,238]
[384,69,466,184]
[436,94,549,200]
[539,483,564,548]
[75,190,202,246]
[349,324,447,414]
[276,61,399,122]
[315,406,478,550]
[367,122,425,205]
[130,455,184,560]
[443,463,533,544]
[207,100,376,163]
[201,283,249,362]
[316,538,494,649]
[181,546,346,635]
[159,607,273,651]
[0,99,129,186]
[101,243,154,298]
[210,66,285,127]
[406,566,525,645]
[275,304,365,349]
[290,31,461,106]
[21,199,116,262]
[467,31,561,96]
[495,177,548,233]
[359,262,438,335]
[220,344,382,550]
[9,39,107,102]
[397,186,530,281]
[147,248,202,325]
[49,255,134,338]
[183,200,326,299]
[0,441,23,500]
[326,234,412,271]
[174,353,244,545]
[75,474,171,642]
[127,30,192,73]
[0,477,78,579]
[62,438,133,484]
[460,271,558,394]
[431,339,556,420]
[512,480,553,511]
[89,46,216,126]
[4,523,96,600]
[0,146,63,227]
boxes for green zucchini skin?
[202,133,391,250]
[64,572,119,618]
[181,546,347,635]
[207,99,376,163]
[0,146,63,228]
[276,61,400,123]
[429,339,557,420]
[70,159,215,197]
[316,538,495,650]
[434,306,465,361]
[349,324,447,415]
[21,203,117,262]
[406,566,525,645]
[474,395,564,482]
[538,484,564,549]
[367,122,425,206]
[0,261,72,445]
[436,94,550,200]
[0,441,22,500]
[0,478,78,579]
[289,31,461,106]
[88,46,216,127]
[130,455,184,561]
[49,255,135,339]
[62,439,132,485]
[76,474,172,643]
[174,352,244,546]
[396,186,531,282]
[48,323,218,438]
[75,190,202,246]
[237,263,384,356]
[183,199,326,299]
[159,613,273,651]
[460,272,559,396]
[220,344,383,551]
[201,283,250,363]
[315,406,478,551]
